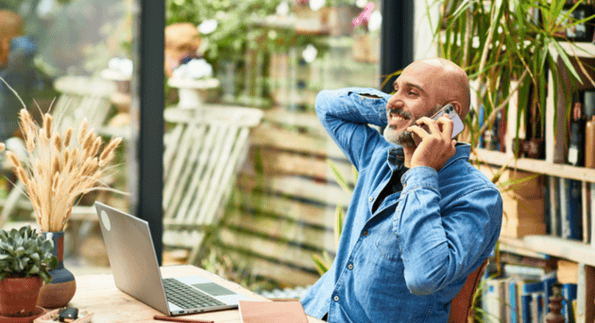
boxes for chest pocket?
[374,204,402,262]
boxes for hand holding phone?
[429,103,464,138]
[408,103,462,170]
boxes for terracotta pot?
[37,231,76,309]
[0,276,43,317]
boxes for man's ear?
[450,101,463,116]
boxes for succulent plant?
[0,225,58,283]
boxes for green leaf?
[30,252,40,262]
[27,265,40,275]
[551,41,581,82]
[334,204,344,248]
[39,271,52,284]
[42,239,53,251]
[327,159,352,194]
[497,173,542,193]
[47,256,58,270]
[311,252,331,276]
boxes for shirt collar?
[386,143,471,169]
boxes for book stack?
[482,258,588,323]
[482,265,557,323]
[481,166,546,238]
[557,260,579,323]
[558,178,583,241]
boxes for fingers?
[435,115,454,139]
[411,115,454,139]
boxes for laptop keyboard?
[163,278,226,309]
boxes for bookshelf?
[474,38,595,322]
[472,25,595,323]
[473,148,595,183]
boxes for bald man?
[300,58,502,322]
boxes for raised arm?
[315,87,391,170]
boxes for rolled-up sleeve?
[315,88,390,170]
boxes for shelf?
[498,236,548,259]
[555,41,595,59]
[473,148,595,183]
[523,235,595,267]
[499,235,595,267]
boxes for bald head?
[403,58,471,118]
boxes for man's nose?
[387,94,404,109]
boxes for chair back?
[448,260,489,323]
[52,76,116,132]
[162,105,263,263]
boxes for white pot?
[168,78,220,109]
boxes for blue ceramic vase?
[37,231,76,308]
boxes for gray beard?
[383,105,443,147]
[383,126,416,147]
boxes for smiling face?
[383,58,470,146]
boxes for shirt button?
[348,264,353,270]
[363,230,369,236]
[369,196,374,202]
[334,296,339,301]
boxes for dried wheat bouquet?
[0,109,122,232]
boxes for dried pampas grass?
[1,108,122,232]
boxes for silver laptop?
[95,202,251,316]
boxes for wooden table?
[69,265,325,323]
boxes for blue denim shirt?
[300,88,502,323]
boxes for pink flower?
[352,3,374,28]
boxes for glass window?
[163,0,381,293]
[0,0,134,257]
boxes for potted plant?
[434,0,592,153]
[0,225,58,318]
[0,86,123,308]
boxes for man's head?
[0,10,23,66]
[383,58,470,147]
